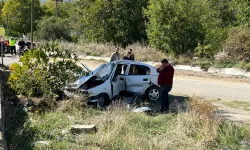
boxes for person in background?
[123,52,133,60]
[9,37,16,55]
[18,39,26,49]
[157,59,174,113]
[110,48,120,62]
[129,49,135,60]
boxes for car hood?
[66,64,106,89]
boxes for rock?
[70,125,97,134]
[35,141,50,146]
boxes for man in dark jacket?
[123,52,133,60]
[129,49,135,60]
[157,59,174,112]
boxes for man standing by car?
[129,49,135,60]
[9,37,16,55]
[157,59,174,112]
[110,48,120,62]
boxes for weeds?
[5,96,250,150]
[221,101,250,111]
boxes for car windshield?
[95,63,115,81]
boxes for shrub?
[35,16,72,41]
[194,43,214,58]
[199,60,212,71]
[214,51,231,63]
[223,27,250,62]
[8,42,83,99]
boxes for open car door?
[111,64,128,98]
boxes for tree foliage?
[1,0,43,35]
[76,0,148,46]
[2,0,250,59]
[35,16,71,41]
[8,42,83,98]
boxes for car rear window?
[129,64,150,75]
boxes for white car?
[65,60,160,107]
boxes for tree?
[76,0,148,46]
[1,0,43,35]
[42,0,72,18]
[145,0,207,56]
[35,16,71,41]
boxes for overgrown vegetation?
[5,96,250,149]
[8,42,83,99]
[222,101,250,111]
[2,0,250,67]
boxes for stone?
[70,125,97,134]
[34,141,50,146]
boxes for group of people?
[1,37,30,56]
[110,48,135,62]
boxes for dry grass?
[6,96,250,150]
[58,42,169,62]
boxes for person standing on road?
[129,49,135,60]
[157,59,174,112]
[110,48,120,62]
[9,37,16,55]
[123,52,133,60]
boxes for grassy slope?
[5,97,250,150]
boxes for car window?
[115,64,128,76]
[97,63,115,81]
[128,64,150,75]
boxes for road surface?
[2,55,250,102]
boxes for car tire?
[146,86,160,101]
[97,94,110,108]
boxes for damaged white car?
[64,60,160,107]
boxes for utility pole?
[56,0,58,18]
[31,0,34,48]
[6,13,9,40]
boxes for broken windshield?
[96,63,115,81]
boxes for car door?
[125,64,151,94]
[111,64,129,98]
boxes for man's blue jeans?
[160,85,172,112]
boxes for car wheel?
[146,86,160,101]
[97,94,109,108]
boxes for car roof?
[114,60,155,68]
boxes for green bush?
[194,43,214,58]
[8,42,83,99]
[199,60,212,71]
[35,16,72,41]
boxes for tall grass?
[6,97,250,150]
[58,42,169,62]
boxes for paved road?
[2,55,250,102]
[172,76,250,102]
[1,55,19,66]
